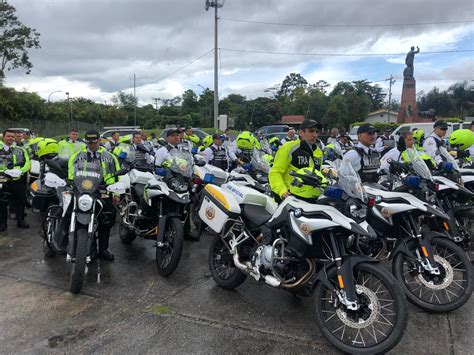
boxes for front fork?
[330,232,360,311]
[407,214,440,275]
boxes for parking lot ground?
[0,214,472,354]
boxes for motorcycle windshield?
[405,148,433,180]
[439,146,460,171]
[259,139,272,155]
[73,160,103,194]
[333,142,344,158]
[338,159,367,202]
[251,150,270,174]
[168,149,194,178]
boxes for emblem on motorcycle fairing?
[300,223,311,235]
[205,207,216,220]
[81,179,94,190]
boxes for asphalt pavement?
[0,214,472,354]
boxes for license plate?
[0,178,7,183]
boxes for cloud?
[4,0,473,103]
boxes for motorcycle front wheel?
[69,227,88,294]
[156,217,184,277]
[314,262,408,354]
[393,237,472,313]
[208,236,247,290]
[41,217,57,258]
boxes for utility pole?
[385,75,396,123]
[205,0,224,130]
[65,92,72,130]
[133,73,137,126]
[153,98,160,111]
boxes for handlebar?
[289,170,322,186]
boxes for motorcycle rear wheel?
[156,217,184,277]
[69,228,88,294]
[393,237,472,313]
[314,262,408,354]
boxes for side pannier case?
[199,184,241,233]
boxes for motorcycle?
[66,159,126,293]
[118,149,192,276]
[386,149,474,252]
[198,176,408,353]
[333,160,473,313]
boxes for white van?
[392,122,458,140]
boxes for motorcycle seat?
[241,204,272,226]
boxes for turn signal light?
[368,197,376,207]
[338,275,345,289]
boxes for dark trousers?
[97,198,116,251]
[0,178,27,225]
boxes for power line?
[220,48,474,57]
[154,49,213,83]
[221,17,474,28]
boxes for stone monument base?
[397,79,418,123]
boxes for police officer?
[58,129,84,159]
[343,124,380,183]
[423,120,448,166]
[68,130,120,261]
[0,129,31,231]
[184,127,200,147]
[155,128,181,167]
[281,128,296,144]
[374,127,395,156]
[140,131,155,152]
[104,131,121,152]
[203,134,229,170]
[269,119,324,200]
[130,132,153,166]
[177,129,193,153]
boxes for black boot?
[17,220,30,229]
[98,249,114,261]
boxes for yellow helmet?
[412,129,425,143]
[449,129,474,151]
[37,138,58,158]
[289,168,327,199]
[236,131,255,150]
[202,135,213,148]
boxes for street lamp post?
[65,92,73,130]
[205,0,224,131]
[47,90,62,103]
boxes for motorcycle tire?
[156,217,184,277]
[393,237,473,313]
[314,262,408,354]
[208,236,247,290]
[119,222,136,244]
[42,217,57,258]
[69,227,88,294]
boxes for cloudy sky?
[5,0,474,106]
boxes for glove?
[118,151,127,159]
[162,160,171,169]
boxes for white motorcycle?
[198,176,408,353]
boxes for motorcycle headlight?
[170,178,188,193]
[78,194,94,211]
[349,204,367,220]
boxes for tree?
[0,1,41,79]
[325,95,348,128]
[448,81,474,119]
[277,73,308,102]
[181,89,199,115]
